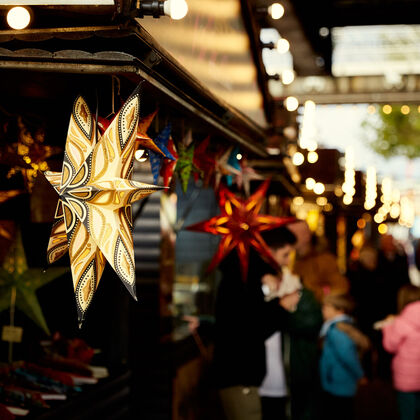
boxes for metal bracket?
[144,50,162,68]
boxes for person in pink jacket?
[382,284,420,420]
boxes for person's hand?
[373,314,396,330]
[279,290,301,312]
[262,273,282,294]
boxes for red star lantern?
[193,136,216,186]
[187,180,295,281]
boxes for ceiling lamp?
[7,6,31,30]
[136,0,188,19]
[268,3,284,19]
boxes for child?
[319,294,369,420]
[382,284,420,420]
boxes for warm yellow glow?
[281,69,295,85]
[401,105,410,115]
[313,182,325,195]
[343,194,353,205]
[306,210,319,232]
[324,203,333,212]
[276,38,290,54]
[351,230,364,249]
[316,197,328,206]
[367,105,376,114]
[236,153,243,160]
[292,196,304,206]
[187,0,240,18]
[135,149,148,162]
[7,6,30,30]
[357,219,366,229]
[292,152,304,166]
[382,104,392,114]
[164,0,188,20]
[374,213,384,224]
[305,177,316,190]
[390,203,400,219]
[285,96,299,111]
[418,105,420,113]
[269,3,285,19]
[378,223,388,235]
[334,186,343,197]
[307,151,318,163]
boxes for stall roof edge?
[0,23,269,158]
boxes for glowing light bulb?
[382,104,392,114]
[293,196,304,206]
[305,178,315,190]
[378,223,388,234]
[292,152,304,166]
[164,0,188,20]
[276,38,290,54]
[313,182,325,195]
[268,2,284,19]
[236,153,243,160]
[316,197,327,206]
[7,7,31,30]
[307,151,318,163]
[135,149,148,162]
[343,194,353,205]
[281,69,295,85]
[285,96,299,112]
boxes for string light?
[364,166,377,210]
[401,105,410,115]
[299,100,317,150]
[285,96,299,111]
[313,182,325,195]
[268,2,285,19]
[316,197,328,206]
[367,105,376,114]
[7,6,31,29]
[342,147,356,205]
[292,196,304,206]
[276,38,290,54]
[292,152,304,166]
[281,69,295,85]
[305,177,316,190]
[236,153,243,160]
[307,151,318,163]
[382,104,392,114]
[378,223,388,235]
[399,196,415,227]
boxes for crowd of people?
[210,221,419,420]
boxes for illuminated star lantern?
[149,123,176,184]
[160,135,178,188]
[193,136,216,186]
[187,180,295,281]
[45,86,164,326]
[2,116,61,192]
[0,230,67,334]
[235,157,264,197]
[175,130,196,193]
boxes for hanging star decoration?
[175,130,196,193]
[160,134,178,188]
[187,180,295,281]
[149,123,176,184]
[44,86,164,326]
[0,230,67,334]
[193,136,216,187]
[1,116,61,192]
[235,157,264,197]
[99,109,164,156]
[214,146,241,189]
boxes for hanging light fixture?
[135,0,188,19]
[7,6,31,30]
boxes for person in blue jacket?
[319,294,370,420]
